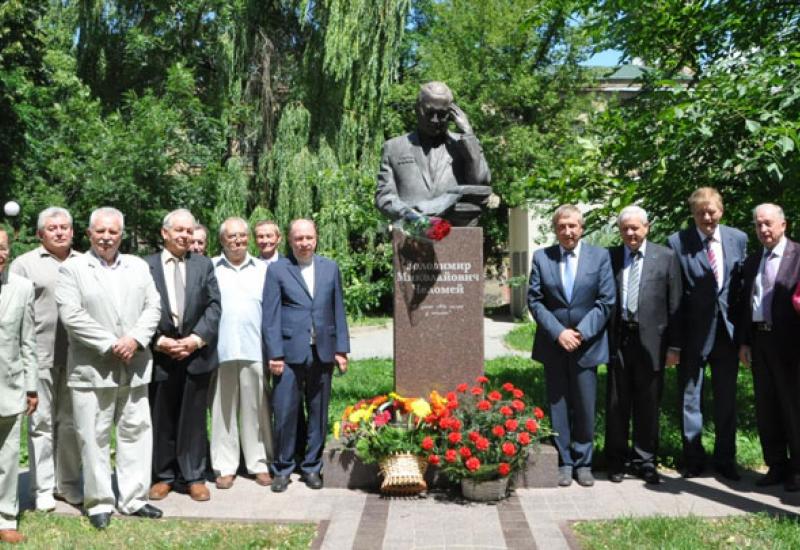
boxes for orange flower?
[505,419,519,431]
[477,400,491,411]
[459,446,472,458]
[517,432,531,445]
[428,454,441,465]
[502,382,515,392]
[476,376,489,384]
[533,406,545,419]
[465,457,481,471]
[498,463,511,476]
[512,399,525,412]
[421,436,435,451]
[476,437,490,451]
[492,425,506,438]
[488,390,502,401]
[445,449,458,463]
[502,442,517,456]
[512,388,524,399]
[456,383,469,393]
[525,419,539,434]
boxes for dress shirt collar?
[90,249,122,269]
[261,252,280,265]
[215,253,257,271]
[38,245,79,260]
[764,236,787,259]
[696,225,721,245]
[559,240,581,259]
[624,240,647,261]
[161,248,186,265]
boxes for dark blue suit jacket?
[262,254,350,365]
[667,225,747,359]
[528,243,615,368]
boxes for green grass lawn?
[572,513,800,549]
[16,512,316,549]
[331,355,765,471]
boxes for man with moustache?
[263,219,350,492]
[10,207,82,510]
[736,204,800,490]
[605,206,682,484]
[527,204,615,487]
[254,220,282,266]
[668,187,747,480]
[0,228,39,544]
[211,217,273,489]
[146,210,221,502]
[55,207,162,529]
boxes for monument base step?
[322,441,559,490]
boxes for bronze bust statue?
[375,82,492,227]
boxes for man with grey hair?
[211,217,273,489]
[10,206,82,510]
[56,207,162,529]
[528,204,615,487]
[605,205,682,484]
[736,203,800,490]
[189,224,209,256]
[146,209,220,502]
[375,81,491,227]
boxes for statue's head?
[416,81,453,139]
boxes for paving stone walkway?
[36,468,800,549]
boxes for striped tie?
[627,251,641,320]
[705,237,720,286]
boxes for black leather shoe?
[557,467,573,487]
[608,471,624,483]
[88,512,111,530]
[756,468,786,487]
[641,468,661,485]
[575,468,594,487]
[681,464,705,478]
[271,475,291,493]
[714,463,741,481]
[302,472,323,490]
[131,504,163,519]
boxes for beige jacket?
[55,252,161,388]
[0,272,38,416]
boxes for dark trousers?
[678,322,739,468]
[150,366,211,488]
[545,356,597,469]
[271,347,333,477]
[751,329,800,473]
[605,328,664,472]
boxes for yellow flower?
[348,408,370,423]
[333,421,341,440]
[410,398,432,418]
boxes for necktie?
[705,237,720,286]
[172,257,185,329]
[762,251,778,323]
[627,251,641,320]
[563,250,575,302]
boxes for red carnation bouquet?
[403,216,452,242]
[420,377,551,482]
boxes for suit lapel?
[720,226,736,289]
[571,244,591,302]
[547,247,567,302]
[150,256,172,321]
[287,257,311,299]
[0,276,13,321]
[183,255,199,319]
[776,240,798,286]
[410,135,432,191]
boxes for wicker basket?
[378,453,428,495]
[461,476,509,502]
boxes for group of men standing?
[0,206,348,541]
[529,187,800,492]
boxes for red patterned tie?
[705,237,719,286]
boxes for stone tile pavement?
[35,468,800,549]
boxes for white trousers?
[71,385,151,515]
[211,360,273,476]
[0,414,21,530]
[28,365,82,509]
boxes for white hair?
[617,205,649,226]
[218,217,249,240]
[162,208,196,229]
[89,207,124,231]
[37,207,73,232]
[753,203,785,222]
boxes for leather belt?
[752,322,772,332]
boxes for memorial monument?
[375,81,492,396]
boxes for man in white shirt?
[211,217,273,489]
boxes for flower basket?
[378,453,428,495]
[461,476,509,502]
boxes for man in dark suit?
[146,209,221,502]
[736,203,800,491]
[262,219,349,492]
[606,206,682,484]
[668,187,747,480]
[528,204,615,487]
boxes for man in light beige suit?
[0,229,39,544]
[55,207,162,530]
[10,206,82,511]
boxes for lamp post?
[3,201,20,239]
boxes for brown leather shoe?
[215,475,235,489]
[148,482,172,500]
[255,472,273,486]
[0,529,25,544]
[189,483,210,501]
